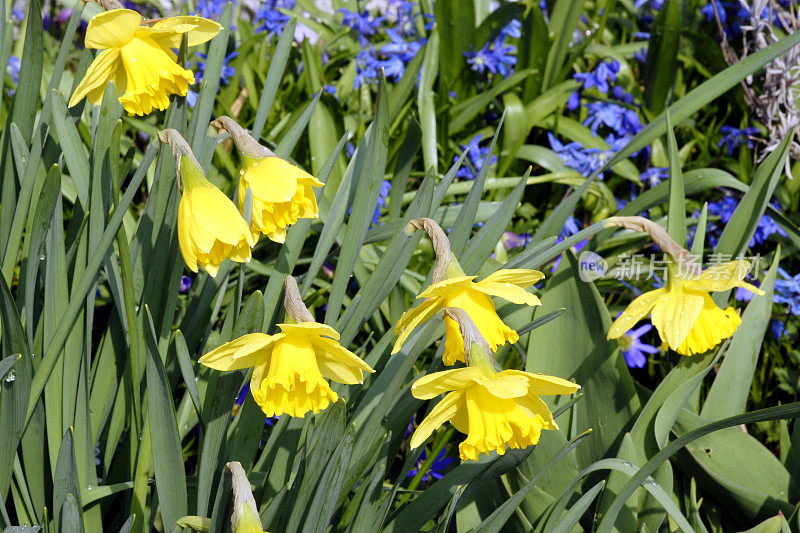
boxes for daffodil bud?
[211,116,323,244]
[226,462,266,533]
[159,129,254,277]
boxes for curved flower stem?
[283,276,315,323]
[406,218,454,283]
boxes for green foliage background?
[2,0,800,531]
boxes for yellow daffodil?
[199,277,374,417]
[394,270,543,364]
[608,260,763,356]
[211,116,323,243]
[410,310,580,461]
[68,9,221,115]
[159,129,254,277]
[392,217,542,365]
[226,462,268,533]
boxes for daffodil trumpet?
[211,116,323,244]
[409,309,580,461]
[69,8,222,116]
[199,276,374,418]
[606,216,764,355]
[159,129,254,277]
[393,218,544,365]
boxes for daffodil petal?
[651,290,705,351]
[472,282,541,306]
[411,367,482,399]
[314,337,374,384]
[392,297,442,354]
[409,391,464,449]
[278,322,340,340]
[417,276,477,299]
[143,15,222,47]
[85,9,141,49]
[68,48,121,107]
[177,199,199,272]
[516,391,558,430]
[684,260,751,292]
[189,184,254,246]
[199,333,275,370]
[607,288,665,339]
[480,374,529,399]
[243,157,301,203]
[481,269,544,287]
[504,369,580,396]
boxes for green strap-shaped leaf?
[701,251,780,419]
[597,402,800,532]
[665,111,686,247]
[144,307,188,531]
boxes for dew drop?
[130,57,138,63]
[39,253,46,261]
[5,369,16,382]
[134,305,140,312]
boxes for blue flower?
[582,102,641,136]
[371,180,392,224]
[255,0,295,37]
[771,319,786,339]
[340,8,385,44]
[195,51,238,85]
[774,268,800,315]
[573,59,620,94]
[701,1,727,23]
[548,133,622,180]
[567,91,581,111]
[376,28,424,81]
[641,167,668,187]
[611,85,634,103]
[6,57,21,95]
[707,196,738,224]
[718,125,759,155]
[407,449,454,482]
[502,231,531,250]
[464,36,517,77]
[735,279,759,302]
[634,47,648,64]
[322,84,336,95]
[751,208,787,246]
[354,47,380,88]
[454,134,498,180]
[179,275,192,293]
[193,0,232,21]
[561,216,581,238]
[635,0,664,8]
[619,323,658,368]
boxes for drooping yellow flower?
[410,345,580,461]
[199,277,374,418]
[68,9,221,116]
[226,462,268,533]
[200,323,374,417]
[608,260,764,356]
[159,129,254,277]
[211,116,323,243]
[394,269,543,365]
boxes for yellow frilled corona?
[608,260,763,356]
[212,117,323,243]
[392,218,543,365]
[159,129,254,277]
[69,9,222,116]
[409,309,580,461]
[199,277,374,418]
[605,216,764,356]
